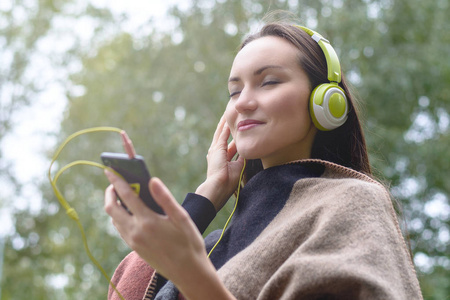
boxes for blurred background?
[0,0,448,298]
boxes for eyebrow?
[228,65,284,83]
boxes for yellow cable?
[49,126,245,299]
[48,127,125,300]
[54,160,106,183]
[48,126,122,175]
[48,127,122,212]
[207,159,246,258]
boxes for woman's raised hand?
[195,116,245,211]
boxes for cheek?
[270,93,312,136]
[274,93,310,121]
[291,89,311,119]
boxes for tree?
[0,0,68,298]
[0,1,121,299]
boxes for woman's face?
[225,36,317,168]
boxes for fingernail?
[104,168,113,177]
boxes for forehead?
[230,36,300,73]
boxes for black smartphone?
[101,152,164,214]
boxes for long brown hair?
[239,22,372,183]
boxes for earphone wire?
[49,127,246,297]
[48,127,125,300]
[207,159,246,258]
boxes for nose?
[234,87,257,113]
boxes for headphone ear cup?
[309,84,348,131]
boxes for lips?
[237,119,265,131]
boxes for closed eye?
[229,91,241,98]
[262,80,280,87]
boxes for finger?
[211,115,226,145]
[149,177,189,223]
[121,130,136,159]
[227,139,238,161]
[104,184,130,220]
[218,120,231,147]
[104,169,150,216]
[230,154,245,173]
[233,155,246,170]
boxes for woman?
[104,22,423,299]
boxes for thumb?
[232,156,246,176]
[149,178,184,218]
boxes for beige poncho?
[109,160,423,299]
[216,160,422,299]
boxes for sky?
[0,0,188,237]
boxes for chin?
[236,148,264,161]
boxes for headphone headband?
[296,25,342,83]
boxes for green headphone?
[297,26,348,131]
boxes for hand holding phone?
[101,152,164,215]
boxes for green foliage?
[0,1,70,298]
[1,0,448,298]
[0,0,64,204]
